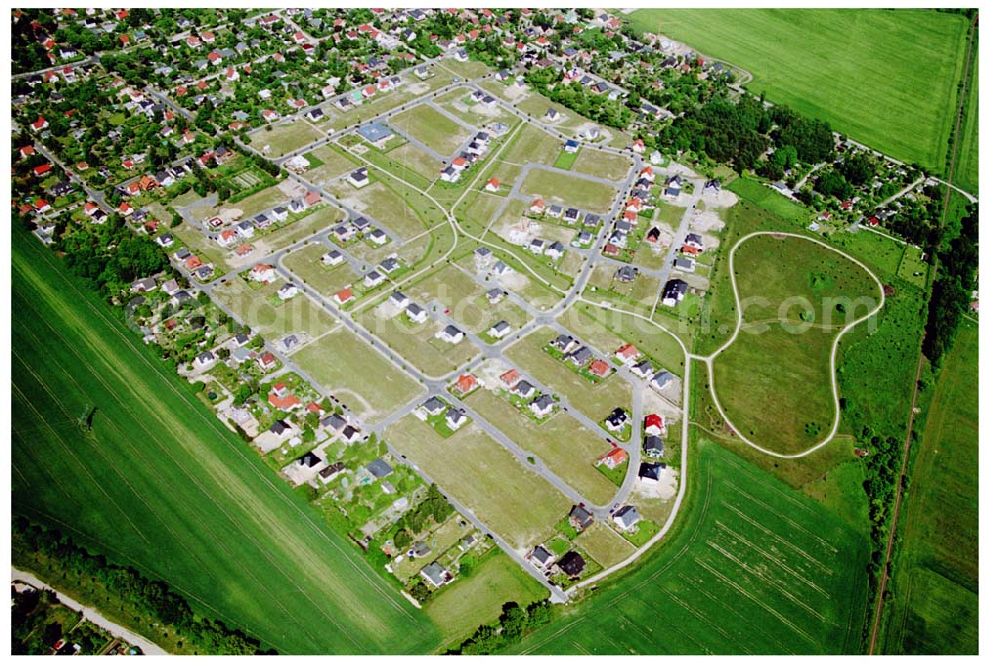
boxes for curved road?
[694,231,886,459]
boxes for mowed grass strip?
[465,388,618,505]
[291,327,422,423]
[519,168,617,213]
[509,440,869,655]
[880,322,978,654]
[10,229,438,655]
[386,416,567,550]
[625,9,968,171]
[390,104,468,156]
[507,327,633,425]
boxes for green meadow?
[10,227,439,654]
[626,9,968,173]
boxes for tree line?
[923,204,978,366]
[13,517,274,655]
[447,600,553,654]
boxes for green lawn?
[509,440,869,654]
[519,168,617,213]
[10,227,439,655]
[291,328,422,423]
[727,178,813,226]
[711,233,882,454]
[625,9,968,172]
[356,307,479,378]
[390,104,468,156]
[386,416,569,551]
[879,323,978,654]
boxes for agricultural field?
[291,328,422,423]
[519,168,618,213]
[711,233,882,454]
[249,119,325,157]
[386,416,569,550]
[879,323,978,654]
[465,388,619,505]
[212,276,338,341]
[625,9,969,172]
[509,440,869,655]
[390,104,468,156]
[954,52,978,193]
[10,229,440,655]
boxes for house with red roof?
[485,177,501,193]
[599,447,628,469]
[32,163,52,177]
[334,287,354,306]
[615,343,639,364]
[588,358,611,379]
[644,413,664,436]
[454,373,479,395]
[500,368,520,388]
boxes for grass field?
[356,305,479,378]
[283,243,357,295]
[249,119,325,157]
[572,148,633,182]
[879,322,978,654]
[426,548,548,648]
[386,416,569,550]
[10,227,439,654]
[711,233,882,454]
[408,264,529,336]
[391,104,468,156]
[726,178,813,226]
[291,328,422,423]
[625,9,969,172]
[213,276,338,341]
[302,144,362,186]
[955,51,978,193]
[507,327,634,426]
[519,168,617,213]
[509,440,869,655]
[465,388,618,505]
[503,123,565,167]
[574,521,636,568]
[385,142,447,181]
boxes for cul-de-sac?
[10,6,979,657]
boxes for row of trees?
[13,517,272,654]
[923,205,978,365]
[449,601,553,654]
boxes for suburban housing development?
[10,5,979,657]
